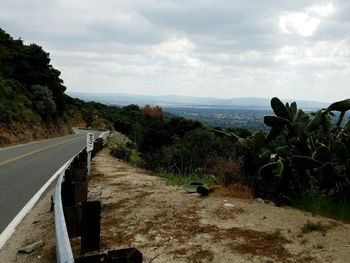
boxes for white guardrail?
[55,130,109,263]
[55,162,75,263]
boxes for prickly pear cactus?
[242,97,350,201]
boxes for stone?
[18,241,44,254]
[265,200,276,206]
[255,198,265,204]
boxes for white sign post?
[86,133,94,176]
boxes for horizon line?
[66,91,331,104]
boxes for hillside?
[0,28,73,145]
[0,28,114,146]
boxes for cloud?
[0,0,349,102]
[279,3,334,37]
[274,39,350,67]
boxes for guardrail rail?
[54,131,109,263]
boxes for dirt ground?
[1,148,350,263]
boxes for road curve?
[0,130,98,234]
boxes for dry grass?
[300,220,340,235]
[212,183,254,200]
[207,157,241,185]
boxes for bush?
[110,145,132,161]
[31,84,56,119]
[114,119,133,135]
[160,129,218,176]
[207,157,241,186]
[142,105,163,119]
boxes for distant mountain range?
[68,92,329,110]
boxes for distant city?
[68,92,334,132]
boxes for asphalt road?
[0,130,99,234]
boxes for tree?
[31,84,56,119]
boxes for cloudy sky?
[1,0,349,102]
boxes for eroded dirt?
[0,120,73,147]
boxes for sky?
[1,0,349,102]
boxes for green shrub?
[160,129,218,176]
[129,149,143,166]
[110,145,132,161]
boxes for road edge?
[0,159,71,249]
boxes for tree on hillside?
[31,84,56,119]
[0,28,66,115]
[143,105,164,119]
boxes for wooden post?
[63,206,82,237]
[62,181,87,237]
[62,182,88,206]
[73,168,88,182]
[81,201,101,254]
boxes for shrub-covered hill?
[0,28,74,145]
[0,28,115,145]
[0,28,67,122]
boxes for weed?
[314,244,324,249]
[159,172,216,186]
[207,157,241,186]
[293,190,350,223]
[266,229,288,243]
[129,149,142,166]
[301,221,329,235]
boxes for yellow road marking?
[0,137,80,166]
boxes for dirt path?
[79,149,350,263]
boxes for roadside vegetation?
[108,104,242,187]
[109,98,350,222]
